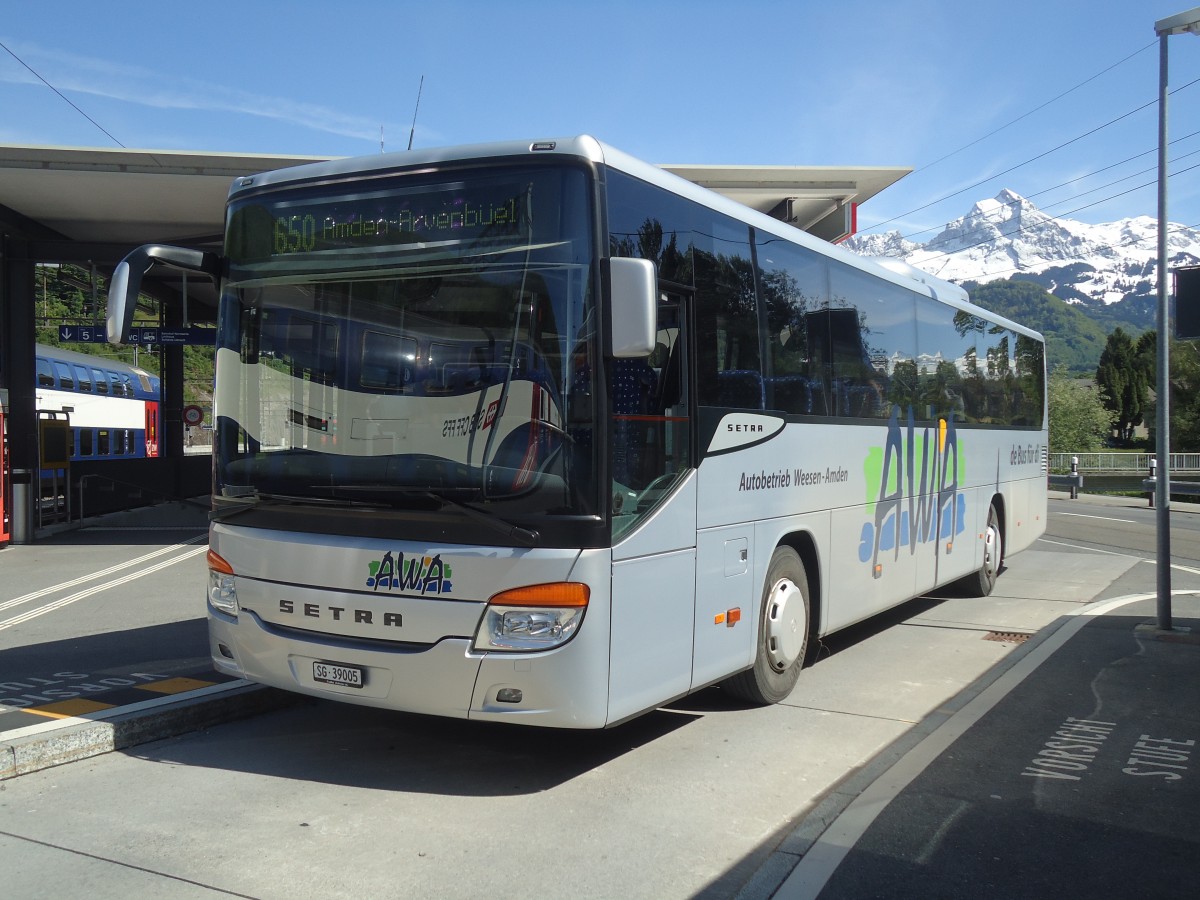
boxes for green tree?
[1145,332,1200,452]
[1048,368,1111,454]
[1095,327,1150,442]
[1127,330,1200,453]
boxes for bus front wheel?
[723,546,809,705]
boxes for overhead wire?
[906,41,1158,179]
[862,87,1183,234]
[0,39,127,149]
[953,220,1200,285]
[897,148,1200,266]
[859,37,1199,238]
[905,160,1200,283]
[894,130,1200,243]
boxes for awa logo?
[859,408,966,578]
[366,551,453,595]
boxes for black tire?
[723,546,810,704]
[960,502,1002,597]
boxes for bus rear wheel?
[959,502,1002,597]
[723,546,809,705]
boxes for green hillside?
[963,279,1113,374]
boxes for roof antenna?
[407,75,424,151]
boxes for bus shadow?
[671,587,970,715]
[125,697,701,796]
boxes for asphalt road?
[1043,492,1200,566]
[0,521,215,730]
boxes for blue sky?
[2,0,1199,242]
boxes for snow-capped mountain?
[846,189,1200,308]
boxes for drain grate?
[984,630,1032,644]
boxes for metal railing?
[1048,452,1200,473]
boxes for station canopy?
[0,143,909,323]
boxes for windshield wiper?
[211,491,387,522]
[428,489,540,547]
[323,485,540,547]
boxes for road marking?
[774,591,1191,899]
[1036,537,1200,575]
[0,536,205,614]
[136,677,216,695]
[0,546,207,631]
[0,679,254,742]
[23,698,115,719]
[1037,537,1140,558]
[1059,512,1136,523]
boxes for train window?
[54,361,74,390]
[361,331,418,390]
[98,430,111,455]
[79,429,94,457]
[93,368,109,395]
[107,372,123,396]
[74,365,93,392]
[37,358,55,387]
[122,374,134,397]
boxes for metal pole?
[1156,32,1173,631]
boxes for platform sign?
[58,324,108,343]
[159,327,217,345]
[59,324,217,345]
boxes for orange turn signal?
[489,582,590,608]
[207,549,234,575]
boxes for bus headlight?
[207,549,239,616]
[473,583,589,652]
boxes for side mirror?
[107,244,221,345]
[605,257,657,358]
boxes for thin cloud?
[0,40,396,144]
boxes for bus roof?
[229,136,1043,344]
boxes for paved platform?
[768,593,1200,899]
[1,498,298,779]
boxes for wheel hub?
[984,521,1000,577]
[765,578,806,671]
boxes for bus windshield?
[213,164,599,521]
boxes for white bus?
[108,136,1047,728]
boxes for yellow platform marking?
[25,698,115,719]
[135,677,216,695]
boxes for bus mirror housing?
[106,244,221,345]
[605,257,657,358]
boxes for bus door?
[608,287,698,723]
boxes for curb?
[0,681,300,780]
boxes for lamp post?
[1154,7,1200,632]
